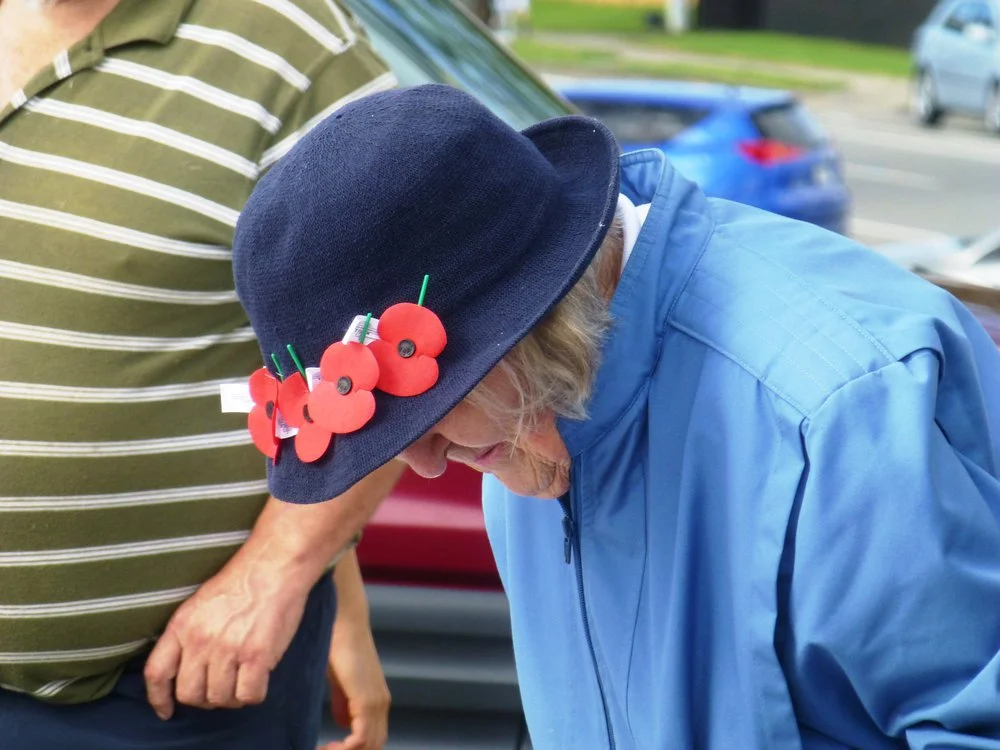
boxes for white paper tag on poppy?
[275,411,298,439]
[306,367,321,390]
[220,381,253,413]
[342,315,380,345]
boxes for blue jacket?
[483,150,1000,749]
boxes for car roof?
[555,78,794,109]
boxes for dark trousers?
[0,576,336,749]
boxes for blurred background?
[323,0,1000,746]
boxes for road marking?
[851,217,951,243]
[829,122,1000,165]
[844,163,939,190]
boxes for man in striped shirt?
[0,0,401,747]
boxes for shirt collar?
[617,193,651,274]
[101,0,196,49]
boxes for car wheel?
[985,82,1000,137]
[912,69,944,127]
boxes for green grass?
[527,0,912,77]
[511,39,847,92]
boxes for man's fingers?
[174,653,209,709]
[144,632,182,720]
[205,655,241,708]
[234,659,270,706]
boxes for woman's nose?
[399,434,448,479]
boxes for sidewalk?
[525,31,910,117]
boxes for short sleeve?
[258,1,396,172]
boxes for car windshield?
[343,0,572,129]
[567,99,710,145]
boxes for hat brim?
[269,115,621,502]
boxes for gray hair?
[466,214,624,440]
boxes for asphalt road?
[809,104,1000,246]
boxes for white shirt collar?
[617,193,650,274]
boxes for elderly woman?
[233,84,1000,749]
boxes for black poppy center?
[398,339,416,359]
[265,401,274,419]
[302,404,314,423]
[337,376,353,395]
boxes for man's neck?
[0,0,123,107]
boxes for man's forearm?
[234,461,406,592]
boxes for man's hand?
[144,461,406,721]
[144,538,314,719]
[320,551,390,750]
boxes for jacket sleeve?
[783,349,1000,748]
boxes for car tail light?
[738,139,804,165]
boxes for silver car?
[912,0,1000,134]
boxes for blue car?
[558,79,851,234]
[911,0,1000,134]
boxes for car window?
[752,102,827,148]
[342,0,571,129]
[564,99,710,144]
[944,1,986,30]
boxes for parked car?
[557,78,851,234]
[911,0,1000,135]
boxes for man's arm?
[144,460,405,719]
[782,352,1000,747]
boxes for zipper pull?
[562,515,574,564]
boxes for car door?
[963,2,999,112]
[945,1,997,110]
[935,2,977,108]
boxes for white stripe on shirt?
[97,59,282,134]
[0,378,245,404]
[0,639,151,664]
[24,99,259,179]
[53,51,72,80]
[174,24,310,92]
[249,0,348,54]
[0,141,240,226]
[0,480,269,511]
[0,587,198,618]
[0,200,232,260]
[0,259,238,305]
[0,320,255,352]
[0,430,253,458]
[0,531,250,566]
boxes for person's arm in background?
[144,460,405,722]
[321,549,391,750]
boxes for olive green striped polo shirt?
[0,0,394,704]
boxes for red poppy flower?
[278,372,334,463]
[248,367,280,460]
[308,341,379,434]
[370,302,447,397]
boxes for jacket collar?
[558,149,716,458]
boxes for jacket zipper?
[559,489,617,749]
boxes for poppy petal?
[295,420,333,463]
[278,372,310,428]
[319,341,380,391]
[309,381,376,434]
[249,367,279,404]
[370,339,440,397]
[378,303,447,356]
[248,406,279,459]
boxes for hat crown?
[234,84,561,371]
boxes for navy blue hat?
[232,84,620,503]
